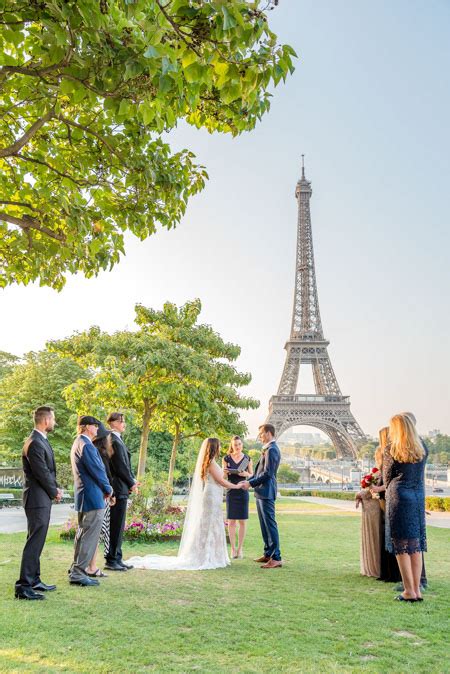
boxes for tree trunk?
[167,423,181,495]
[137,399,153,480]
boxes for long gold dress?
[360,490,382,578]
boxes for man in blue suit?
[69,416,113,586]
[241,424,282,568]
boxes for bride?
[126,438,243,571]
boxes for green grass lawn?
[0,502,448,674]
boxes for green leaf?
[222,6,237,31]
[143,45,161,59]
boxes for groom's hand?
[241,481,250,490]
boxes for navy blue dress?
[224,454,250,520]
[383,444,428,555]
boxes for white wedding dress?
[126,446,230,571]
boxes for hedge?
[280,490,450,511]
[279,489,356,501]
[426,496,450,512]
[0,488,23,498]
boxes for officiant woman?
[222,436,253,559]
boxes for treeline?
[0,300,259,487]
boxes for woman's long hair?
[227,435,243,455]
[374,426,389,468]
[389,413,425,463]
[93,432,114,460]
[200,437,220,480]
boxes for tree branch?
[15,153,94,187]
[0,200,38,211]
[57,115,124,161]
[0,108,54,157]
[0,211,65,242]
[155,0,202,57]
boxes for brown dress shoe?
[261,559,283,569]
[254,556,270,563]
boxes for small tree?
[49,299,258,479]
[277,463,300,484]
[0,350,86,463]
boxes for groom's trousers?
[256,498,281,561]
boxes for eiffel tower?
[266,158,366,458]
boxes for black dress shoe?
[15,587,45,600]
[119,562,133,570]
[33,582,57,592]
[104,562,127,571]
[69,577,100,586]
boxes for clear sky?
[2,1,449,439]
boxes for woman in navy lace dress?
[222,436,253,559]
[384,413,427,602]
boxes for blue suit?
[248,440,281,560]
[71,434,112,512]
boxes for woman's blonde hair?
[201,438,220,480]
[374,426,389,468]
[228,435,243,455]
[389,413,425,463]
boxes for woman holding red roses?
[355,432,387,578]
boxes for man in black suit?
[15,406,63,600]
[104,412,138,571]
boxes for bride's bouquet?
[360,467,381,498]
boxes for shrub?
[60,479,186,543]
[426,496,450,512]
[277,463,300,484]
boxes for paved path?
[0,503,74,534]
[295,496,450,528]
[1,498,448,533]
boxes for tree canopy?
[49,298,259,478]
[0,350,86,464]
[0,0,295,288]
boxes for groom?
[241,424,282,568]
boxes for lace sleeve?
[382,446,395,489]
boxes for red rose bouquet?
[361,467,381,498]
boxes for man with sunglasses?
[69,416,113,587]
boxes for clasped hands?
[238,481,250,491]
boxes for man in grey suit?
[69,416,113,587]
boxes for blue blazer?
[71,435,112,512]
[248,441,280,500]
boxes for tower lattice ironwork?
[266,158,366,458]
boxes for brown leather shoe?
[254,556,270,563]
[261,559,283,569]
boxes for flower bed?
[59,481,187,543]
[124,518,182,542]
[60,516,183,542]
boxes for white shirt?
[34,429,47,439]
[111,430,121,439]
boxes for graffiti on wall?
[0,468,23,489]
